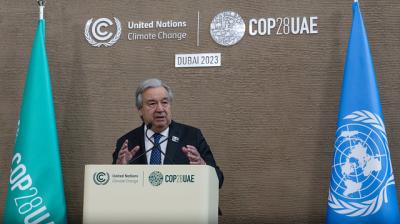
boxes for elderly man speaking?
[112,78,223,188]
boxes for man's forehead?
[143,87,168,99]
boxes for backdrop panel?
[1,0,400,223]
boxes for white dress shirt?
[144,126,169,164]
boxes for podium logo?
[93,172,110,185]
[149,171,164,186]
[210,11,246,46]
[85,17,122,47]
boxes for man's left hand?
[182,145,206,165]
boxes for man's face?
[139,86,172,132]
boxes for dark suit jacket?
[112,121,224,188]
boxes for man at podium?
[112,78,224,188]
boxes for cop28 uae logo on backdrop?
[85,17,122,47]
[210,11,246,46]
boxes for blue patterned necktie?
[150,133,162,165]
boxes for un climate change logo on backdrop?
[149,171,164,187]
[93,172,110,185]
[210,11,245,46]
[328,110,395,217]
[85,17,121,47]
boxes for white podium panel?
[83,165,219,224]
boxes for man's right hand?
[116,139,140,164]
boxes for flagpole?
[37,0,45,20]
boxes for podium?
[83,165,219,224]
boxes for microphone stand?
[129,124,175,164]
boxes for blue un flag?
[327,2,400,223]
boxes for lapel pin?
[172,136,179,143]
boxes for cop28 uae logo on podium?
[328,110,395,217]
[148,171,164,187]
[85,17,122,47]
[210,11,246,46]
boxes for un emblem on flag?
[328,110,395,217]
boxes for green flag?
[3,19,67,224]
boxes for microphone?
[129,123,175,164]
[146,123,153,130]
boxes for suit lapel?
[164,121,180,164]
[139,124,148,164]
[131,123,147,164]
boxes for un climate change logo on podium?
[93,172,110,185]
[85,17,121,47]
[328,110,395,217]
